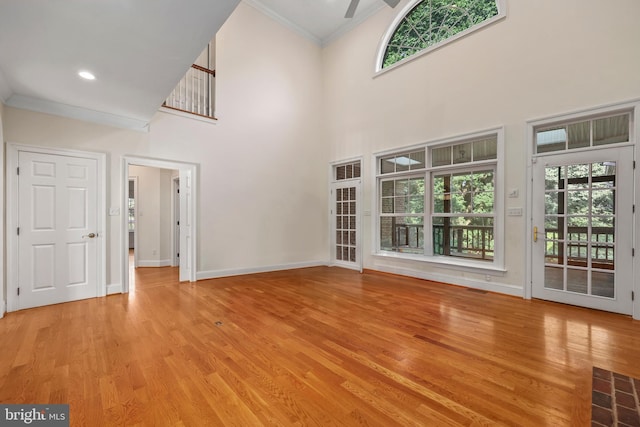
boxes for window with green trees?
[382,0,501,69]
[376,132,502,267]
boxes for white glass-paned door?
[331,159,362,271]
[332,183,360,269]
[532,146,634,314]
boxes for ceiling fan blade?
[345,0,360,18]
[382,0,401,7]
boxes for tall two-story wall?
[322,0,640,292]
[2,2,327,291]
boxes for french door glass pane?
[543,161,617,299]
[335,186,357,264]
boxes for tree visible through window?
[376,132,501,267]
[382,0,499,69]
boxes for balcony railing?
[163,64,215,119]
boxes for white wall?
[128,166,175,267]
[2,2,327,294]
[0,102,5,316]
[322,0,640,292]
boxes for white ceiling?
[245,0,387,45]
[0,0,394,131]
[0,0,241,130]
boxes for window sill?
[373,251,506,276]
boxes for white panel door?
[532,146,634,314]
[18,151,98,309]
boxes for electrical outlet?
[507,208,523,216]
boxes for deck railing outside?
[389,223,494,260]
[544,227,615,269]
[389,223,614,266]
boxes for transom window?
[376,131,503,269]
[535,112,631,154]
[380,0,504,70]
[335,161,362,180]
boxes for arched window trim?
[374,0,507,75]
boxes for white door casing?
[7,144,106,311]
[173,177,180,267]
[531,146,634,315]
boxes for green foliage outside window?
[383,0,499,68]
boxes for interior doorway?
[122,157,198,293]
[127,166,178,289]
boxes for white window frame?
[374,0,507,75]
[373,127,505,273]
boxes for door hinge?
[633,291,635,301]
[16,167,19,175]
[177,221,179,226]
[177,189,180,194]
[177,253,180,258]
[17,287,20,296]
[17,227,19,236]
[633,248,636,257]
[634,161,636,169]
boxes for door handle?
[533,226,538,242]
[83,233,97,238]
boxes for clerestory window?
[379,0,504,71]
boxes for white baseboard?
[197,260,328,281]
[0,299,4,318]
[372,265,524,297]
[107,283,122,295]
[137,259,172,268]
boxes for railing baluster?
[163,62,215,119]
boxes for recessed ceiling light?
[78,70,96,80]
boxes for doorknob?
[533,226,538,242]
[83,233,97,238]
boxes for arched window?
[379,0,504,70]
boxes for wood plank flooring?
[1,266,640,426]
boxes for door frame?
[6,143,107,312]
[128,176,138,268]
[328,157,363,272]
[122,156,197,291]
[525,99,640,319]
[172,176,180,267]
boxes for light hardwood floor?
[1,266,639,426]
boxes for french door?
[330,160,362,271]
[531,146,634,314]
